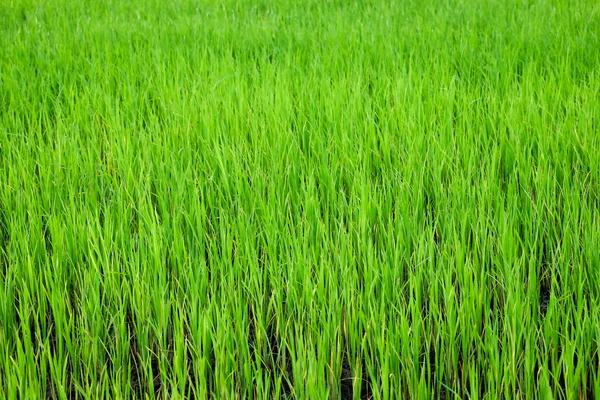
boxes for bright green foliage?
[1,0,599,398]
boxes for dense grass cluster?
[1,0,599,398]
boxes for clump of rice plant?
[1,0,599,398]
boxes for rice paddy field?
[1,0,600,398]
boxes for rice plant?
[1,0,599,398]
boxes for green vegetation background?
[1,0,599,398]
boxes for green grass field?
[1,0,599,398]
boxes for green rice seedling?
[1,0,599,398]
